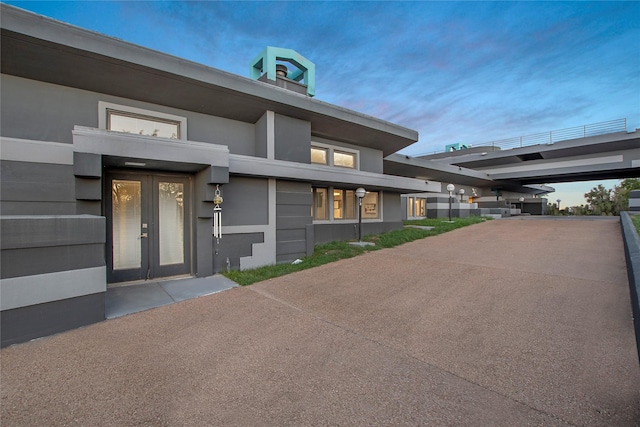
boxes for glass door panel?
[158,182,184,266]
[112,180,142,270]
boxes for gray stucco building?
[0,5,439,346]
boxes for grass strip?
[223,216,488,286]
[632,214,640,235]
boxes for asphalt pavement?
[2,217,639,426]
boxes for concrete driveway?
[2,217,639,426]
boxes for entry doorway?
[106,171,192,283]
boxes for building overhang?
[383,154,555,195]
[0,4,418,157]
[230,154,439,193]
[420,130,640,172]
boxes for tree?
[583,178,640,215]
[547,202,560,216]
[584,184,614,215]
[613,178,640,213]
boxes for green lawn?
[223,216,488,286]
[632,214,640,235]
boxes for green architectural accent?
[250,46,315,97]
[445,143,470,151]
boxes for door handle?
[140,233,148,238]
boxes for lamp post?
[519,196,524,214]
[446,184,455,222]
[458,188,465,203]
[355,187,366,242]
[556,198,561,215]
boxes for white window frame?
[98,101,188,140]
[310,141,359,170]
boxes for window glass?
[108,110,180,139]
[344,190,356,219]
[333,150,356,168]
[332,189,357,220]
[407,197,414,217]
[158,182,184,266]
[418,199,426,216]
[362,191,379,219]
[333,190,343,219]
[311,147,328,165]
[312,188,328,220]
[112,180,141,270]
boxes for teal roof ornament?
[445,143,470,152]
[250,46,315,97]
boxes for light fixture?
[446,184,455,222]
[124,161,146,167]
[355,187,366,242]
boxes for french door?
[106,172,191,283]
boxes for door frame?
[104,169,193,284]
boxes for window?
[310,142,358,169]
[99,101,187,140]
[333,150,356,168]
[333,189,356,219]
[415,198,425,217]
[108,111,180,139]
[362,191,379,219]
[312,187,379,221]
[311,147,328,165]
[312,188,328,220]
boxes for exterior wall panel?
[314,221,402,244]
[1,244,105,279]
[221,177,269,226]
[1,293,104,348]
[274,114,311,163]
[213,232,264,272]
[276,181,312,262]
[1,160,75,215]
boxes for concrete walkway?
[105,274,239,319]
[2,218,639,426]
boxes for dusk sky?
[5,1,639,206]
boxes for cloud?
[9,0,637,154]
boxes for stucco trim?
[229,154,437,193]
[239,179,277,269]
[1,266,106,311]
[0,137,73,165]
[72,126,229,168]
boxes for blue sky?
[5,1,639,206]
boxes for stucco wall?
[0,74,255,153]
[275,114,311,163]
[276,180,313,263]
[1,160,76,215]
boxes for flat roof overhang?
[0,4,417,157]
[421,131,640,170]
[383,154,554,195]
